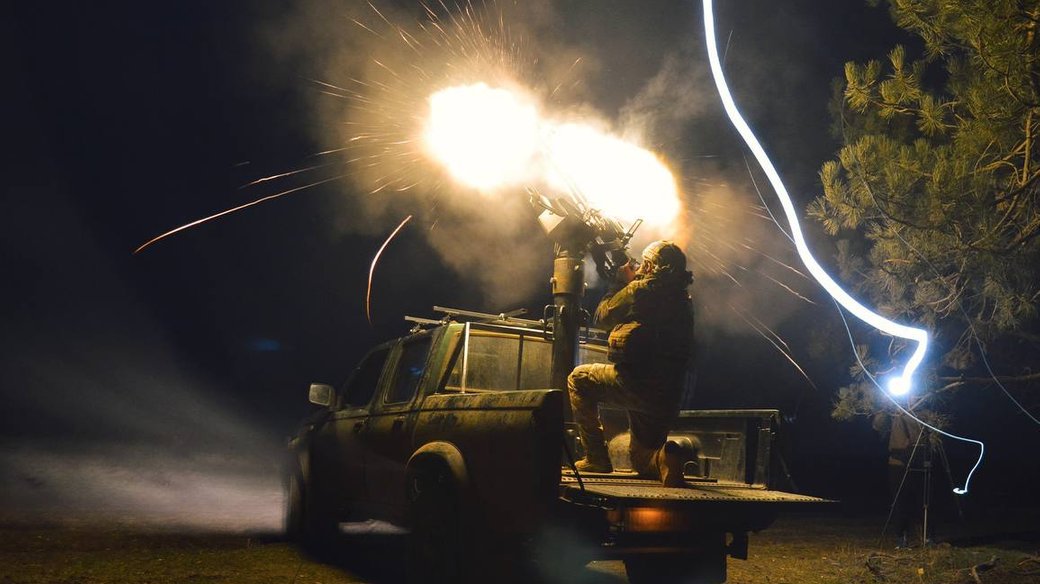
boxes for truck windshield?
[445,329,608,392]
[341,347,390,408]
[386,336,433,403]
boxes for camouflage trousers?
[567,362,682,476]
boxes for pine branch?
[937,371,1040,385]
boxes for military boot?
[654,440,693,488]
[575,441,613,473]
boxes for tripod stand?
[881,420,963,548]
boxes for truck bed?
[560,471,827,504]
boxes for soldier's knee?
[568,365,593,392]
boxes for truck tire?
[285,472,305,541]
[292,468,337,552]
[406,461,464,583]
[624,551,727,584]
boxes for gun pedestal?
[533,193,639,422]
[550,247,585,420]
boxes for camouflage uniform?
[568,242,694,479]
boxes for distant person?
[567,240,694,487]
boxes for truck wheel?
[624,551,727,584]
[406,462,463,583]
[294,471,337,552]
[285,472,305,541]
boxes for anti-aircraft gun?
[528,188,643,402]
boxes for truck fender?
[285,438,310,484]
[406,441,470,494]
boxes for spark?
[133,175,345,255]
[759,272,816,306]
[743,154,791,242]
[367,214,413,327]
[731,304,819,392]
[238,162,338,190]
[351,18,384,39]
[748,246,811,281]
[549,57,583,99]
[327,3,513,198]
[317,2,684,228]
[702,0,983,493]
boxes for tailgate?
[559,472,829,536]
[579,408,831,510]
[560,473,827,504]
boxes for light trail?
[238,161,339,190]
[367,214,413,326]
[834,302,985,494]
[841,137,1040,426]
[701,0,983,493]
[133,174,346,255]
[730,304,819,392]
[702,0,926,397]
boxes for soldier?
[568,240,695,487]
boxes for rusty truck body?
[286,315,825,583]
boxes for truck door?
[310,346,390,522]
[362,334,433,523]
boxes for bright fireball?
[422,83,681,227]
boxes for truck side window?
[342,348,390,408]
[386,337,432,404]
[518,337,551,389]
[578,344,608,365]
[466,334,519,390]
[443,332,609,392]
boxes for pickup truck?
[286,313,825,584]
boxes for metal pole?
[937,438,965,521]
[549,245,585,420]
[922,433,932,547]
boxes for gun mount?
[528,189,642,413]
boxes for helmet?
[640,240,687,275]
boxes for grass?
[720,515,1040,584]
[0,515,1036,583]
[0,525,359,584]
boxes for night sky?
[4,0,1037,526]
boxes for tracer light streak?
[701,0,926,397]
[702,0,982,493]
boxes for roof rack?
[434,306,545,327]
[404,306,609,341]
[403,306,543,331]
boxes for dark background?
[4,0,1038,528]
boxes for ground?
[1,514,1037,584]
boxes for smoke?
[0,185,284,531]
[262,0,680,310]
[619,49,714,147]
[1,446,282,531]
[683,178,816,337]
[611,35,817,338]
[265,0,819,332]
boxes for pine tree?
[810,0,1040,422]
